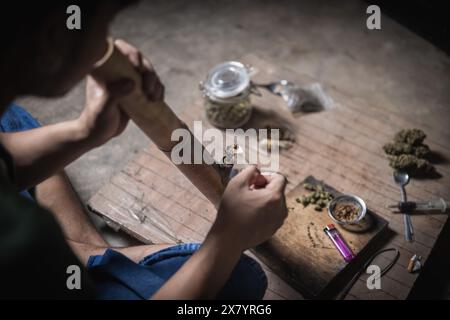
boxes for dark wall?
[366,0,450,55]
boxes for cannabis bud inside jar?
[200,61,253,129]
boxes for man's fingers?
[113,39,164,102]
[127,50,141,68]
[141,58,163,100]
[85,76,101,98]
[138,52,161,100]
[141,57,154,71]
[263,172,287,192]
[142,72,157,99]
[136,51,145,72]
[154,81,165,101]
[239,166,268,189]
[234,165,261,187]
[114,39,137,56]
[252,174,268,189]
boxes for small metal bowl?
[328,194,367,225]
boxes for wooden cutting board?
[253,176,389,299]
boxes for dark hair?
[0,1,138,96]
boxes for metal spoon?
[393,171,414,242]
[255,80,293,96]
[254,80,322,112]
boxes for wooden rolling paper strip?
[91,38,227,206]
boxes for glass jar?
[200,61,254,129]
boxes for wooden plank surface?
[253,176,389,299]
[88,54,450,299]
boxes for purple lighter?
[324,224,355,262]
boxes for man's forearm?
[151,231,242,300]
[0,119,94,189]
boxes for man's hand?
[77,39,165,147]
[152,166,287,299]
[0,39,165,189]
[211,166,288,252]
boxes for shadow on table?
[408,218,450,299]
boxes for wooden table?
[88,55,450,299]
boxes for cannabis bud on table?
[296,183,334,211]
[383,128,434,176]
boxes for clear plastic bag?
[280,82,335,114]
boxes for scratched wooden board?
[253,176,389,299]
[87,54,450,300]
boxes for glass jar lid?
[203,61,250,99]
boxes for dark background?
[368,0,450,54]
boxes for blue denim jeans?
[1,104,268,300]
[87,244,268,300]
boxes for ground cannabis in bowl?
[332,201,361,223]
[296,183,334,211]
[383,128,435,176]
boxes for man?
[0,1,287,299]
